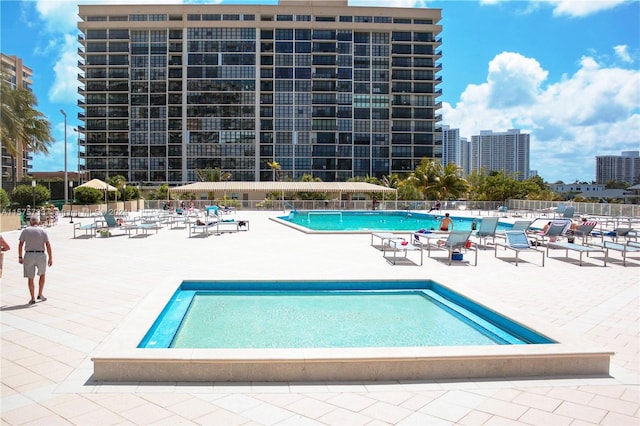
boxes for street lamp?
[60,109,68,206]
[123,184,127,212]
[69,181,74,223]
[31,179,36,208]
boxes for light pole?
[69,181,74,223]
[73,127,82,184]
[60,109,68,207]
[31,179,36,208]
[123,184,127,211]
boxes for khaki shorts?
[23,252,46,279]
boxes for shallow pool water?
[139,281,554,349]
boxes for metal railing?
[140,198,639,218]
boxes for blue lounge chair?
[561,206,576,219]
[546,240,606,266]
[419,230,477,266]
[495,231,544,266]
[95,212,127,237]
[474,216,499,248]
[553,203,566,217]
[73,221,98,238]
[530,221,571,246]
[570,221,598,244]
[496,220,531,242]
[587,240,640,266]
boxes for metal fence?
[143,199,639,217]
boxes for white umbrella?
[74,178,118,205]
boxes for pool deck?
[1,209,639,425]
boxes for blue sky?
[1,0,639,183]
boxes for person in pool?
[439,213,454,231]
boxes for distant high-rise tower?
[441,124,470,175]
[77,1,443,184]
[470,129,530,180]
[1,53,33,189]
[596,151,639,185]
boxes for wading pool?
[92,280,612,382]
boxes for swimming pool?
[139,280,552,349]
[274,210,511,233]
[92,280,612,382]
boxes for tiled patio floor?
[1,210,638,425]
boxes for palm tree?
[381,173,402,189]
[1,79,53,189]
[196,167,232,182]
[297,173,324,200]
[107,175,126,201]
[266,161,280,182]
[195,167,231,200]
[407,158,442,200]
[433,163,470,200]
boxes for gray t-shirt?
[19,226,49,252]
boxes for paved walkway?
[1,210,638,425]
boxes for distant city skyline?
[1,0,638,183]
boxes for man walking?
[18,215,53,305]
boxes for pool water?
[139,281,554,349]
[278,210,510,232]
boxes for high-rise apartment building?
[441,124,470,175]
[596,151,640,185]
[470,129,530,180]
[77,1,443,184]
[1,53,33,188]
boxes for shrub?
[0,189,9,210]
[11,184,50,208]
[74,187,104,204]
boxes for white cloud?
[487,52,548,108]
[480,0,627,17]
[48,34,81,103]
[614,44,633,63]
[34,0,79,34]
[442,51,640,183]
[350,0,426,6]
[543,0,627,17]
